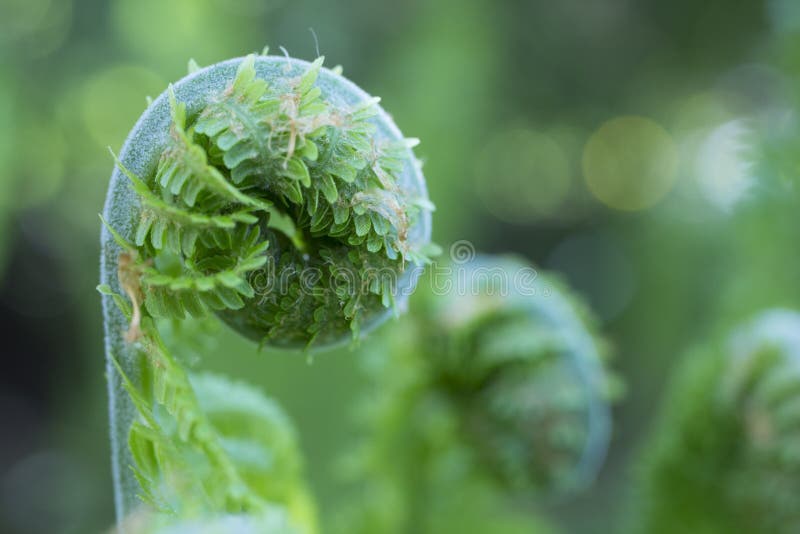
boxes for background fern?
[633,309,800,534]
[334,255,619,533]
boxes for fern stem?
[100,244,142,524]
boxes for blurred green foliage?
[1,0,800,533]
[332,255,616,534]
[634,310,800,534]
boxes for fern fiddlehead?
[634,309,800,534]
[99,51,433,531]
[106,52,432,348]
[336,255,618,533]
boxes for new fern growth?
[634,309,800,534]
[108,52,432,348]
[99,51,432,531]
[335,255,618,533]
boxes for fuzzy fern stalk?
[335,255,618,533]
[99,51,433,531]
[634,309,800,534]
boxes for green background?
[1,0,799,532]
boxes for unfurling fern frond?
[335,255,618,534]
[99,51,432,532]
[634,309,800,534]
[104,52,432,350]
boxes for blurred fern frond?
[635,309,800,534]
[334,254,618,534]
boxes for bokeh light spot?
[583,116,678,211]
[0,0,72,58]
[695,120,753,212]
[14,121,67,208]
[475,128,571,223]
[111,0,247,66]
[80,65,165,149]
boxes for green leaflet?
[105,214,269,321]
[112,153,258,256]
[192,55,413,260]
